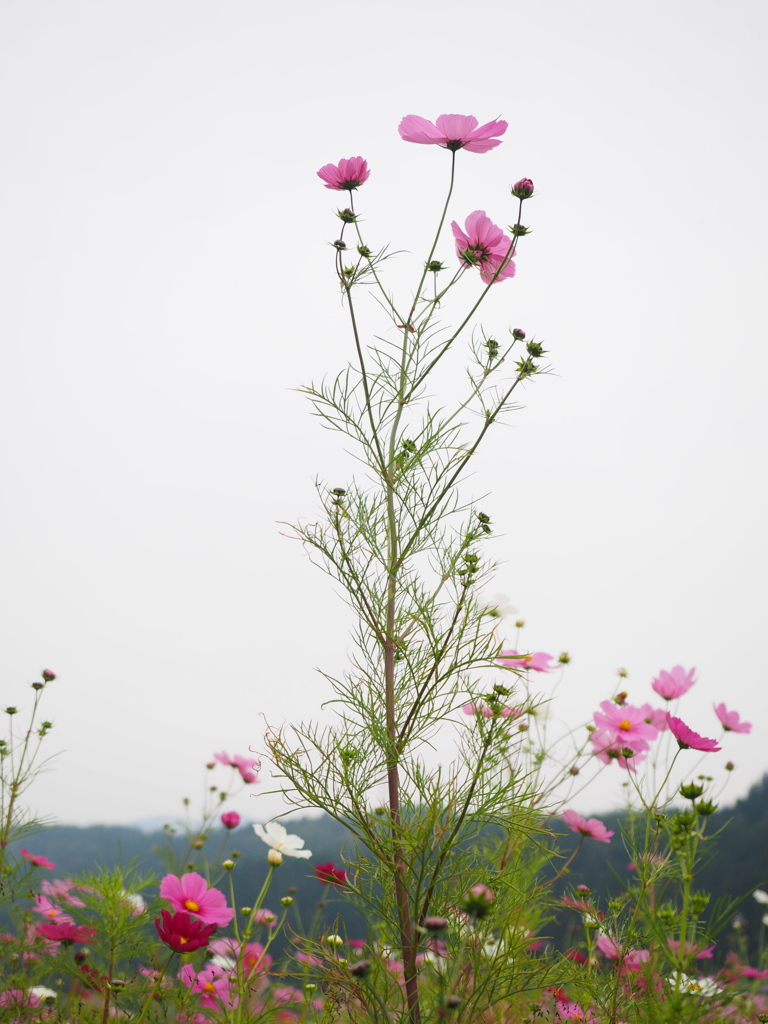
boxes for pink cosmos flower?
[596,934,648,965]
[589,729,648,771]
[33,894,75,923]
[640,703,669,731]
[40,880,85,906]
[208,937,271,977]
[214,751,259,784]
[498,650,558,673]
[398,114,507,153]
[652,665,697,701]
[740,965,768,979]
[220,811,241,829]
[253,908,277,925]
[451,212,515,284]
[20,849,55,870]
[316,157,370,191]
[714,703,752,733]
[159,872,234,928]
[180,964,236,1010]
[461,703,522,719]
[561,810,614,843]
[556,1001,597,1022]
[593,700,660,749]
[0,990,42,1009]
[666,714,722,752]
[666,938,715,960]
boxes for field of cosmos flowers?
[2,114,766,1023]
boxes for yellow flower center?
[619,719,631,731]
[184,898,200,913]
[203,982,216,993]
[523,655,533,664]
[179,936,188,945]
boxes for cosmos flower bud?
[267,849,283,866]
[511,178,534,199]
[423,916,449,933]
[461,883,494,919]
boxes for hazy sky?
[1,0,766,828]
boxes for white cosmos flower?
[667,972,720,997]
[253,822,312,860]
[29,987,57,1002]
[753,889,768,905]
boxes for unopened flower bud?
[267,849,283,866]
[280,896,294,906]
[511,329,526,341]
[725,761,735,771]
[426,260,446,272]
[617,667,628,678]
[5,707,17,715]
[446,994,462,1009]
[558,651,570,664]
[240,907,253,915]
[220,811,241,830]
[41,669,56,682]
[679,782,705,801]
[423,916,448,933]
[357,245,372,258]
[350,959,371,978]
[304,983,317,992]
[337,208,357,223]
[461,883,494,919]
[325,933,344,948]
[695,799,718,816]
[613,691,628,706]
[332,239,347,250]
[74,950,87,964]
[511,178,534,199]
[515,618,525,628]
[569,765,580,776]
[32,682,45,690]
[222,859,235,871]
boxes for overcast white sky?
[1,0,766,828]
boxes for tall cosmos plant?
[269,113,552,1024]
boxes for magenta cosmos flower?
[155,909,216,953]
[159,872,234,928]
[316,156,370,191]
[498,650,558,673]
[714,703,752,733]
[20,849,55,869]
[451,211,515,284]
[220,810,241,829]
[313,861,347,886]
[398,114,507,153]
[214,750,259,784]
[652,665,697,701]
[666,713,721,752]
[37,920,97,945]
[561,810,614,844]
